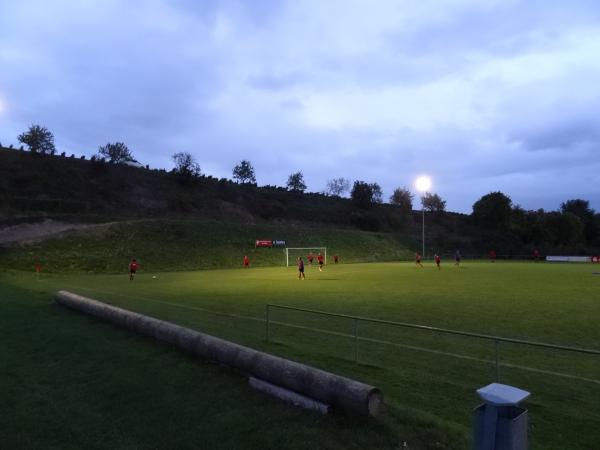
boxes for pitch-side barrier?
[55,291,383,417]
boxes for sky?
[1,0,599,213]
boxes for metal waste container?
[473,383,530,450]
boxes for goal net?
[285,247,327,267]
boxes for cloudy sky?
[1,0,599,213]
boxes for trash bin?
[473,383,530,450]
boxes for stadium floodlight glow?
[414,175,432,258]
[415,175,432,193]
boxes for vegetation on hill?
[0,220,415,273]
[1,145,599,260]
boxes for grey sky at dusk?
[1,0,599,213]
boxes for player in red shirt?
[35,261,42,279]
[307,253,314,265]
[317,253,324,271]
[415,252,423,268]
[243,255,250,268]
[532,249,540,262]
[333,255,339,264]
[434,254,441,270]
[297,257,305,279]
[129,259,139,281]
[488,250,497,262]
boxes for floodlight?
[415,175,432,193]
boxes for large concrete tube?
[55,291,384,417]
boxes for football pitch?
[2,261,599,449]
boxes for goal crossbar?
[285,247,327,267]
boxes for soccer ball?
[152,276,157,279]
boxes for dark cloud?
[1,0,599,212]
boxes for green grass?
[2,261,599,449]
[0,219,414,273]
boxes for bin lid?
[477,383,530,406]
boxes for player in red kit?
[489,250,497,262]
[532,249,540,262]
[317,253,324,271]
[333,255,339,264]
[415,252,423,268]
[243,255,250,268]
[129,259,139,281]
[307,253,314,265]
[434,254,441,270]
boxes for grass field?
[2,260,599,449]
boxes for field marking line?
[65,286,600,385]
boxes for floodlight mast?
[415,176,432,258]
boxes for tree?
[351,181,378,209]
[97,142,134,163]
[560,199,594,219]
[421,192,446,213]
[370,183,383,204]
[172,152,201,178]
[390,187,414,214]
[472,191,512,228]
[544,212,584,246]
[232,159,256,184]
[325,177,350,197]
[286,171,307,193]
[18,124,56,154]
[560,199,597,242]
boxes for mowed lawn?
[2,261,599,450]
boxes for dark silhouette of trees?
[390,187,414,215]
[232,159,256,184]
[97,142,134,163]
[18,124,56,154]
[351,181,382,209]
[325,177,350,197]
[286,171,307,193]
[421,192,446,213]
[172,152,201,178]
[472,191,512,228]
[560,199,597,242]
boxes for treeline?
[2,125,599,255]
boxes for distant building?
[124,160,144,168]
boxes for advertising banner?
[255,240,273,248]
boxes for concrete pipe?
[55,290,383,417]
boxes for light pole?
[415,176,432,258]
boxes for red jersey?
[435,255,441,264]
[129,261,139,271]
[308,254,314,262]
[243,256,250,266]
[317,255,324,263]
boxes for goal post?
[285,247,327,267]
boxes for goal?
[285,247,327,267]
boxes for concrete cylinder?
[55,290,383,417]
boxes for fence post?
[495,340,500,381]
[266,304,270,342]
[353,318,358,363]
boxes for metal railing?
[265,304,600,382]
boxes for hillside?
[0,219,417,273]
[2,146,598,263]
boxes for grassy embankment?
[0,219,416,273]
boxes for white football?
[152,276,157,279]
